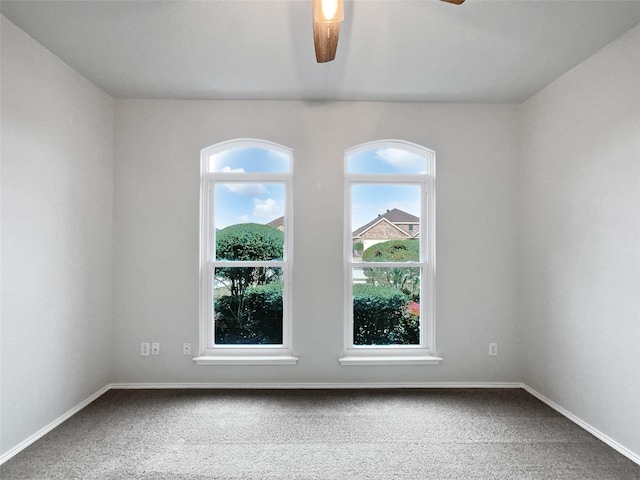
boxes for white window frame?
[340,140,441,366]
[195,139,298,365]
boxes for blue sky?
[349,148,423,230]
[211,147,289,230]
[211,146,423,231]
[351,184,420,231]
[214,183,285,230]
[209,147,290,173]
[348,147,427,175]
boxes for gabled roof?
[266,216,284,228]
[354,217,410,240]
[353,208,419,237]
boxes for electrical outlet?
[151,342,160,355]
[183,343,192,355]
[489,343,498,356]
[141,343,150,356]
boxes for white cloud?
[221,166,245,173]
[225,183,267,195]
[253,198,283,218]
[209,151,237,171]
[237,215,249,223]
[375,148,424,171]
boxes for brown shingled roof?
[266,216,284,228]
[352,208,419,237]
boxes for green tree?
[215,223,284,331]
[362,239,420,298]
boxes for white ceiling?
[2,0,639,103]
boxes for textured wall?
[1,16,114,456]
[521,24,640,458]
[112,100,522,385]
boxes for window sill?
[193,355,299,366]
[338,355,443,366]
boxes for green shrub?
[362,239,419,262]
[215,282,283,345]
[214,223,284,335]
[353,284,419,345]
[361,240,420,298]
[216,223,284,261]
[243,283,283,342]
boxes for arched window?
[340,140,440,365]
[196,139,297,365]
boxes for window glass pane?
[353,267,421,346]
[351,184,420,261]
[214,183,285,261]
[209,147,290,173]
[214,267,284,345]
[348,147,428,175]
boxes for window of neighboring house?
[195,139,297,365]
[340,140,440,365]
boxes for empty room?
[1,0,639,478]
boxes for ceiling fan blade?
[440,0,465,4]
[313,21,341,63]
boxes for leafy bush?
[216,223,284,261]
[214,223,284,337]
[215,283,283,345]
[362,239,419,262]
[243,283,283,342]
[353,284,419,345]
[361,240,420,299]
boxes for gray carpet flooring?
[1,388,638,479]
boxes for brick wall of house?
[360,221,407,240]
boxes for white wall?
[521,24,640,457]
[113,100,522,384]
[0,17,114,456]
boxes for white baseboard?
[109,381,523,389]
[522,384,640,466]
[0,384,111,465]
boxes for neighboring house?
[352,208,419,254]
[265,210,417,254]
[266,216,285,231]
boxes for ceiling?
[2,0,639,103]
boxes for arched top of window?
[346,140,434,175]
[202,138,292,174]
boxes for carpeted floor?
[2,388,638,479]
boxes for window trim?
[195,139,298,365]
[340,140,441,366]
